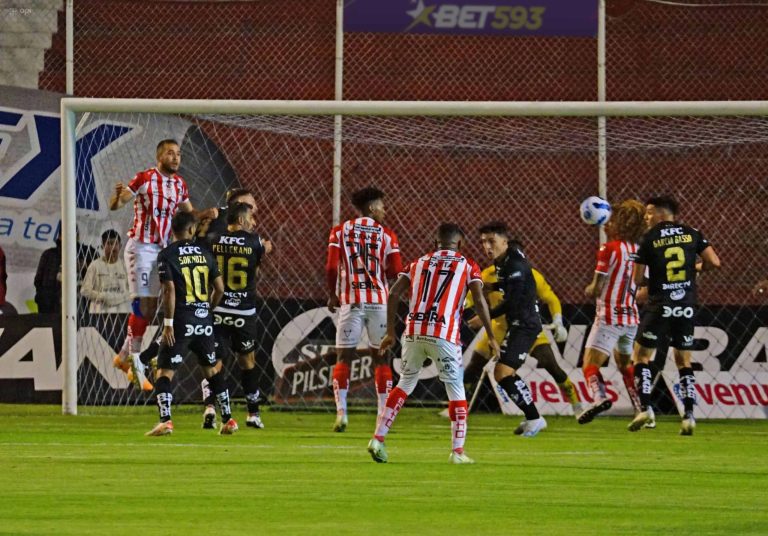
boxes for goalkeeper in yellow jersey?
[465,222,582,426]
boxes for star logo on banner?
[404,0,436,32]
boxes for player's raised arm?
[177,200,219,222]
[380,274,410,353]
[109,181,133,210]
[468,279,500,360]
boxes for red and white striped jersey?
[127,168,190,246]
[327,217,401,305]
[594,239,639,326]
[402,250,482,344]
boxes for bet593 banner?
[344,0,597,36]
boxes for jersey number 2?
[664,246,686,282]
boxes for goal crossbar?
[61,98,768,117]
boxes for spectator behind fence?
[80,230,131,314]
[34,230,98,314]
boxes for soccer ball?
[579,196,612,225]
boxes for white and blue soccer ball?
[579,196,612,226]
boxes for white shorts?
[124,237,161,299]
[585,320,637,356]
[335,303,387,348]
[400,334,463,385]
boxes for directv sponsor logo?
[194,308,209,318]
[170,354,183,364]
[224,297,241,308]
[642,331,658,340]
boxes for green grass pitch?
[0,405,766,535]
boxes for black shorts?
[636,303,696,350]
[157,321,217,370]
[499,325,540,370]
[214,312,257,356]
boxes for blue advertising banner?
[344,0,597,36]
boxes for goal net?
[62,101,768,419]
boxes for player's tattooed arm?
[469,280,500,360]
[584,272,608,299]
[210,275,224,309]
[380,275,410,353]
[161,280,176,346]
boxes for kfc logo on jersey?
[660,227,684,237]
[179,245,202,255]
[219,236,246,245]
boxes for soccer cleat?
[367,438,388,463]
[202,405,217,429]
[572,402,585,420]
[521,417,547,437]
[513,420,526,435]
[449,451,475,464]
[126,370,153,391]
[680,413,696,436]
[246,413,264,429]
[113,354,130,373]
[627,407,656,432]
[333,413,348,433]
[128,354,152,391]
[145,420,173,436]
[219,418,239,435]
[644,414,657,429]
[577,398,613,425]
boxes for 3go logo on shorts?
[214,314,246,328]
[184,324,214,336]
[662,306,694,318]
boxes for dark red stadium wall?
[39,1,768,304]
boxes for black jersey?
[210,229,265,314]
[490,246,541,330]
[157,240,220,325]
[636,221,710,305]
[197,205,229,249]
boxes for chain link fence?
[71,109,768,420]
[24,0,768,416]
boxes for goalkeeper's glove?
[552,314,568,343]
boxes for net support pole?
[60,103,78,415]
[66,0,73,95]
[597,0,607,244]
[332,0,344,226]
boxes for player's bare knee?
[335,347,356,364]
[237,352,256,370]
[674,349,692,368]
[493,363,515,382]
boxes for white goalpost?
[61,98,768,416]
